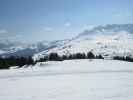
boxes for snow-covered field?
[0,59,133,100]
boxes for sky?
[0,0,133,43]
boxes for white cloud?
[64,22,71,27]
[113,10,132,18]
[83,25,95,30]
[0,29,8,34]
[44,27,53,32]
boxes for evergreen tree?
[74,53,86,59]
[62,55,68,60]
[87,52,95,59]
[49,53,62,61]
[96,54,104,59]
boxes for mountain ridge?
[33,24,133,60]
[1,23,133,59]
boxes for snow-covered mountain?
[0,39,70,58]
[33,24,133,60]
[1,24,133,59]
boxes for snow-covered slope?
[1,59,133,100]
[1,24,133,59]
[33,24,133,60]
[0,39,70,58]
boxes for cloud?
[0,28,22,41]
[44,27,53,32]
[0,29,8,34]
[64,22,71,27]
[83,25,95,30]
[113,10,133,18]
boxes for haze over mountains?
[1,24,133,59]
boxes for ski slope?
[0,59,133,100]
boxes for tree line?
[0,51,104,69]
[1,52,133,69]
[37,52,104,62]
[0,56,35,69]
[113,56,133,62]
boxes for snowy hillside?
[0,59,133,100]
[33,24,133,60]
[1,24,133,59]
[0,39,69,58]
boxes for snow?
[33,30,133,60]
[0,59,133,100]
